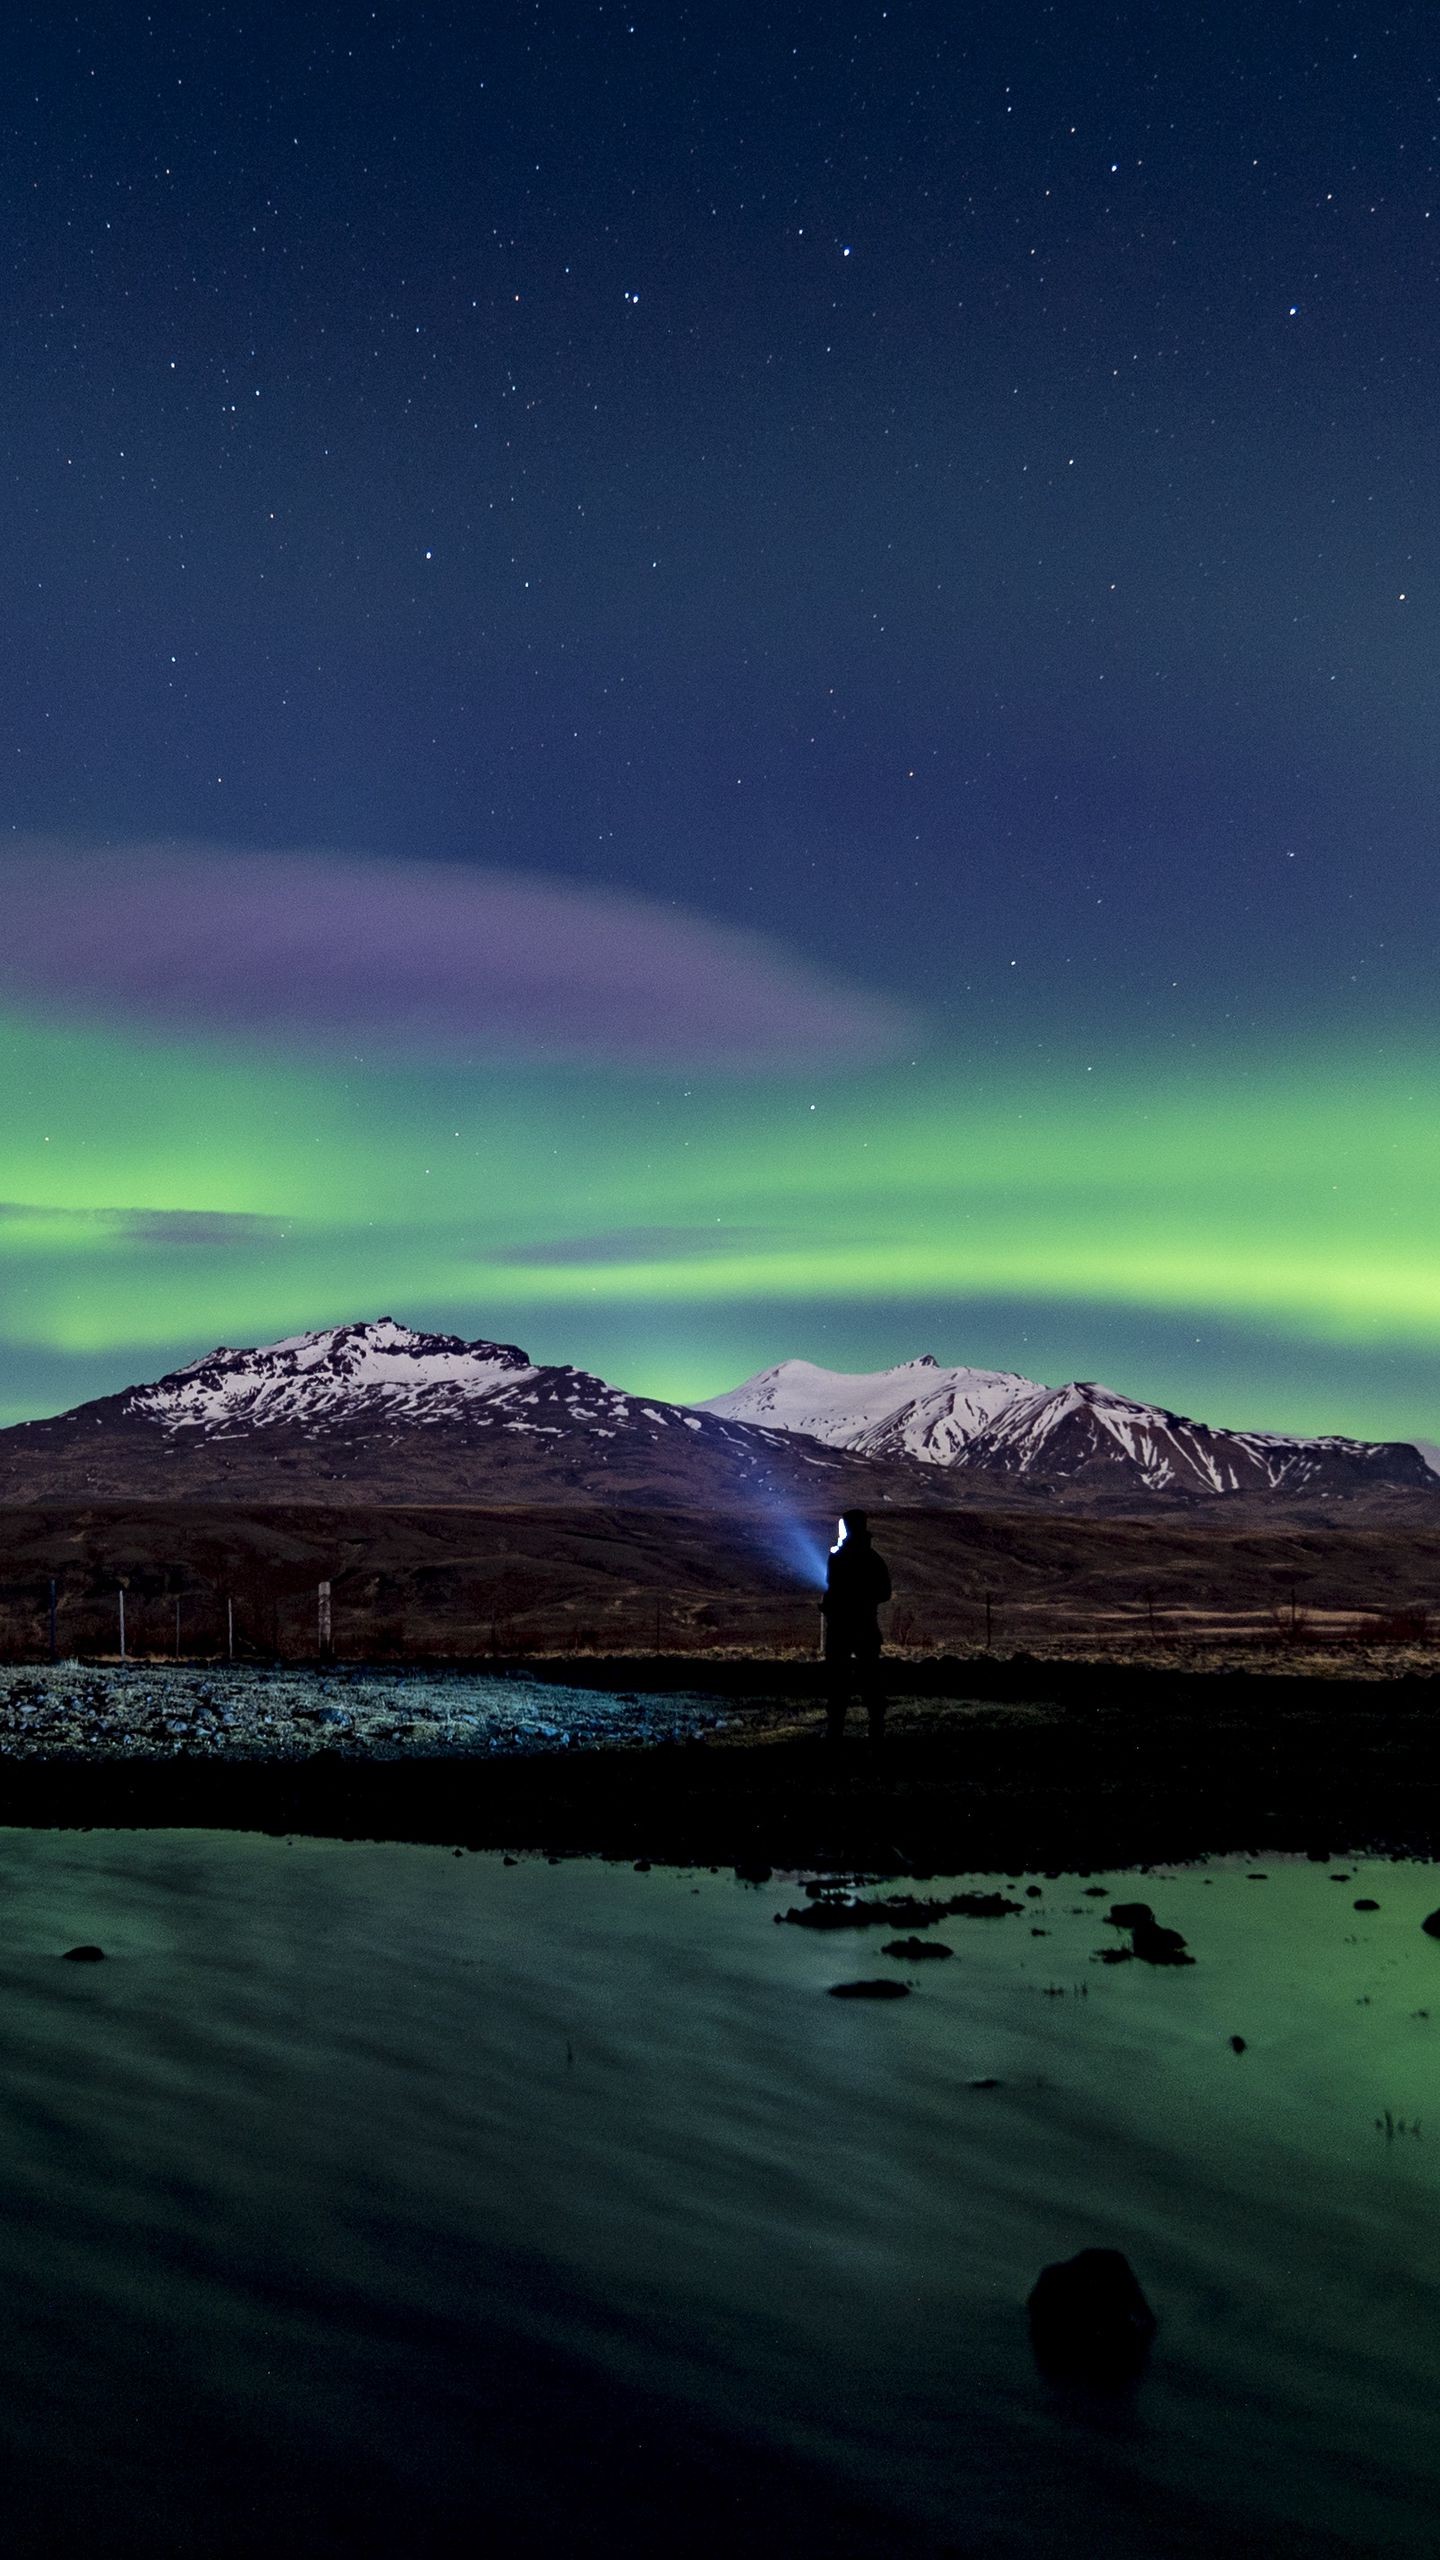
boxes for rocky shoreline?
[0,1663,731,1760]
[0,1657,1432,1875]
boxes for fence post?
[48,1578,57,1663]
[118,1582,127,1662]
[318,1580,332,1659]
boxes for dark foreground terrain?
[0,1496,1438,1661]
[3,1662,1439,1874]
[1,1495,1437,1876]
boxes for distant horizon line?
[2,1311,1434,1466]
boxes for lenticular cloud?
[0,843,908,1072]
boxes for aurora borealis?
[3,985,1436,1438]
[2,5,1437,1439]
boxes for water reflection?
[0,1835,1426,2555]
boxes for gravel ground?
[0,1665,735,1759]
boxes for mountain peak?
[0,1316,916,1511]
[697,1352,1046,1466]
[0,1318,1430,1510]
[133,1319,537,1432]
[707,1359,1434,1499]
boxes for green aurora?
[2,1006,1435,1441]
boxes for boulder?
[827,1978,911,2000]
[1105,1901,1193,1965]
[61,1945,105,1963]
[1027,2247,1157,2384]
[1132,1918,1194,1967]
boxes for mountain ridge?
[0,1320,1430,1510]
[698,1355,1437,1500]
[0,1319,942,1512]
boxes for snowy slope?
[698,1354,1041,1464]
[951,1380,1435,1494]
[0,1317,946,1509]
[699,1358,1435,1498]
[132,1317,536,1435]
[2,1320,1431,1507]
[117,1316,763,1457]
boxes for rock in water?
[1132,1917,1194,1967]
[1104,1899,1193,1964]
[1027,2247,1157,2384]
[1423,1911,1440,1939]
[827,1978,911,2000]
[61,1945,105,1963]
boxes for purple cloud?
[492,1224,774,1266]
[113,1209,286,1249]
[0,1203,283,1247]
[0,842,911,1071]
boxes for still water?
[0,1833,1432,2557]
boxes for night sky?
[1,2,1436,1437]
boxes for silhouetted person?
[821,1510,891,1742]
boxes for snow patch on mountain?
[699,1357,1434,1498]
[128,1318,538,1434]
[23,1318,1432,1504]
[100,1318,828,1485]
[698,1354,1042,1464]
[952,1379,1254,1492]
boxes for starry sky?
[1,0,1436,1437]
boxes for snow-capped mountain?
[699,1353,1041,1464]
[132,1317,537,1434]
[0,1321,1430,1509]
[947,1377,1435,1495]
[698,1357,1435,1499]
[0,1319,936,1510]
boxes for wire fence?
[0,1572,1430,1665]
